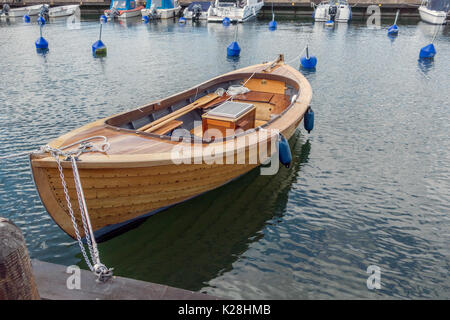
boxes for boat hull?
[314,3,351,22]
[207,2,263,23]
[418,6,447,24]
[141,6,181,19]
[0,4,47,18]
[30,61,312,240]
[49,5,79,18]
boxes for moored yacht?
[49,4,80,18]
[105,0,144,20]
[182,1,211,21]
[313,0,352,23]
[0,4,48,18]
[207,0,264,23]
[141,0,181,19]
[418,0,449,24]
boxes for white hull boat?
[49,5,80,18]
[141,0,181,19]
[0,4,48,18]
[141,6,181,19]
[207,0,264,23]
[313,0,352,23]
[418,0,449,24]
[182,1,210,20]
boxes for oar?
[139,93,220,132]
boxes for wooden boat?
[30,55,312,240]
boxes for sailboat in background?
[418,0,449,24]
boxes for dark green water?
[0,16,449,299]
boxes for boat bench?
[152,120,183,136]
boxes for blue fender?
[278,134,292,168]
[304,106,314,133]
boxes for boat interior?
[105,73,299,142]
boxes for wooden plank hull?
[30,59,313,240]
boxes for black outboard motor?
[1,3,10,16]
[39,4,49,21]
[110,6,120,18]
[192,4,202,22]
[328,5,337,22]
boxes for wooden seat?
[152,120,183,135]
[190,124,203,137]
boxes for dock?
[0,218,218,300]
[3,0,424,17]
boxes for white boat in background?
[182,1,210,20]
[418,0,449,24]
[207,0,264,23]
[49,4,80,18]
[141,0,181,19]
[0,4,48,18]
[313,0,352,23]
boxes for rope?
[0,136,110,160]
[286,45,308,65]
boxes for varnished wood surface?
[31,62,311,168]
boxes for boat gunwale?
[103,67,302,144]
[30,61,312,168]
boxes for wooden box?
[202,101,256,139]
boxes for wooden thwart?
[152,120,183,135]
[140,93,219,133]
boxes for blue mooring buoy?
[419,43,436,60]
[35,37,48,50]
[179,17,186,24]
[23,15,30,23]
[100,14,107,23]
[268,20,277,30]
[387,10,400,37]
[35,24,48,54]
[304,106,314,134]
[300,45,317,69]
[227,41,240,57]
[222,17,230,26]
[142,15,149,23]
[387,24,399,36]
[278,134,292,168]
[92,24,107,57]
[92,40,107,57]
[325,20,334,27]
[37,16,45,25]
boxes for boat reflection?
[82,131,311,291]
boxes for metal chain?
[53,153,94,272]
[46,136,113,282]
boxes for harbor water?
[0,16,449,299]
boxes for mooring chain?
[53,154,94,272]
[47,137,113,282]
[43,136,113,282]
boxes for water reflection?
[87,131,311,291]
